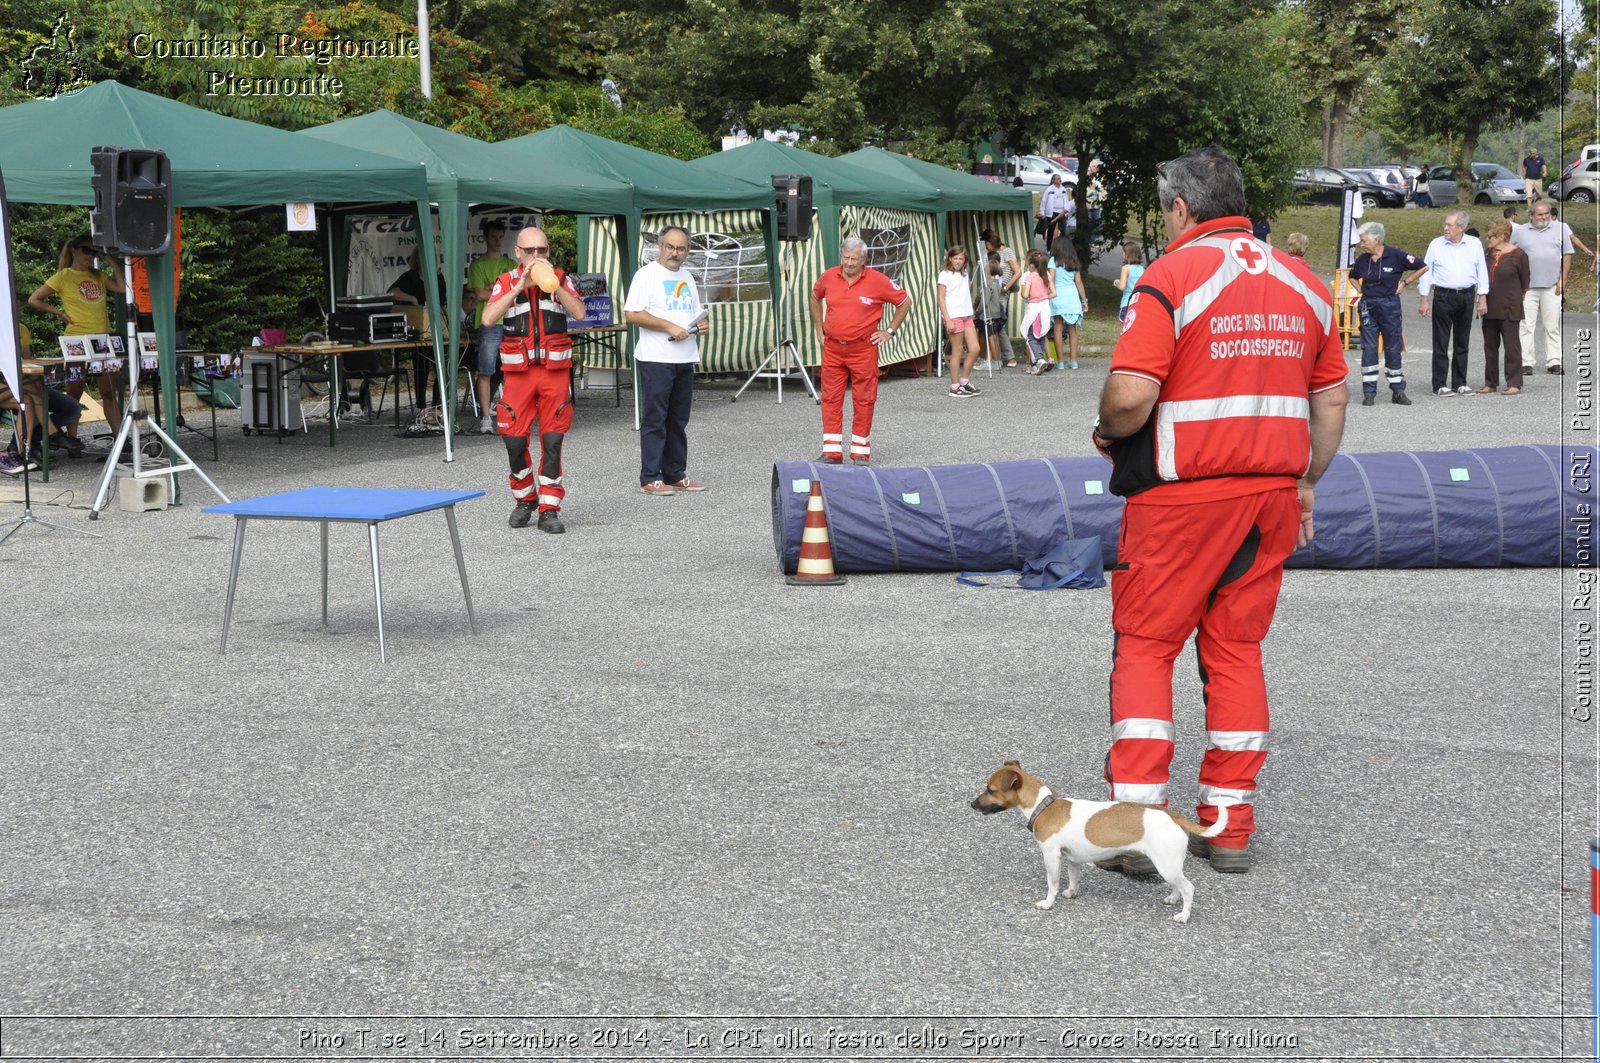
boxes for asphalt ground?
[1,299,1595,1062]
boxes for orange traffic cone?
[787,479,847,586]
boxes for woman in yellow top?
[28,235,125,448]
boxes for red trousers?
[495,363,573,511]
[1105,486,1301,848]
[820,339,879,460]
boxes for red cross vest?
[1105,217,1346,499]
[490,266,576,371]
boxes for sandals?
[1503,386,1521,395]
[1475,385,1496,394]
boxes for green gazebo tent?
[0,81,445,458]
[839,146,1034,364]
[490,126,776,384]
[687,139,954,370]
[300,110,636,444]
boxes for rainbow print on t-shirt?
[662,277,695,312]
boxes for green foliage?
[511,81,712,160]
[11,205,322,353]
[173,212,323,349]
[1383,0,1566,196]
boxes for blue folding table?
[204,487,485,662]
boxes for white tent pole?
[417,2,433,99]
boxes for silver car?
[1553,160,1599,204]
[1008,154,1079,190]
[1427,163,1526,205]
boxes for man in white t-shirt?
[624,226,710,495]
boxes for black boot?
[508,500,535,528]
[537,509,565,534]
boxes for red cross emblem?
[1229,238,1268,275]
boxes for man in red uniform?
[808,236,911,465]
[482,226,587,533]
[1092,147,1348,874]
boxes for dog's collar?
[1025,790,1057,832]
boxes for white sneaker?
[479,415,496,434]
[1436,387,1452,397]
[1456,385,1473,395]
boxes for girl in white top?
[938,245,982,397]
[1018,250,1056,373]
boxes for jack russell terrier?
[970,760,1228,923]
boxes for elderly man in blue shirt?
[1416,210,1489,396]
[1350,220,1428,406]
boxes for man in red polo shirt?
[1092,147,1347,875]
[808,237,911,464]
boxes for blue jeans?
[476,324,505,375]
[46,386,80,429]
[637,360,695,484]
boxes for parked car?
[1553,160,1599,203]
[1348,166,1409,196]
[1292,166,1407,208]
[1373,162,1425,181]
[1008,154,1078,190]
[1426,163,1526,205]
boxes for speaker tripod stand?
[732,241,818,405]
[87,259,229,520]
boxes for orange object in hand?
[529,260,559,293]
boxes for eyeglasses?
[518,245,549,255]
[72,244,93,253]
[661,243,690,253]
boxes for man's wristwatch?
[883,326,895,334]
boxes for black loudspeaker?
[90,147,173,256]
[772,174,813,242]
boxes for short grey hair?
[1356,221,1386,243]
[840,236,867,256]
[1447,209,1471,230]
[1156,146,1247,222]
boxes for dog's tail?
[1168,805,1229,839]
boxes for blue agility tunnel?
[771,445,1593,574]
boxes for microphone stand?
[0,384,101,544]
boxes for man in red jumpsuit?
[808,236,911,465]
[1092,147,1348,874]
[483,227,587,533]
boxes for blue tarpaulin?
[771,445,1592,574]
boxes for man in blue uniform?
[1351,221,1427,406]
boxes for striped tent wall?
[948,210,1033,338]
[841,205,940,368]
[578,215,628,369]
[638,209,799,374]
